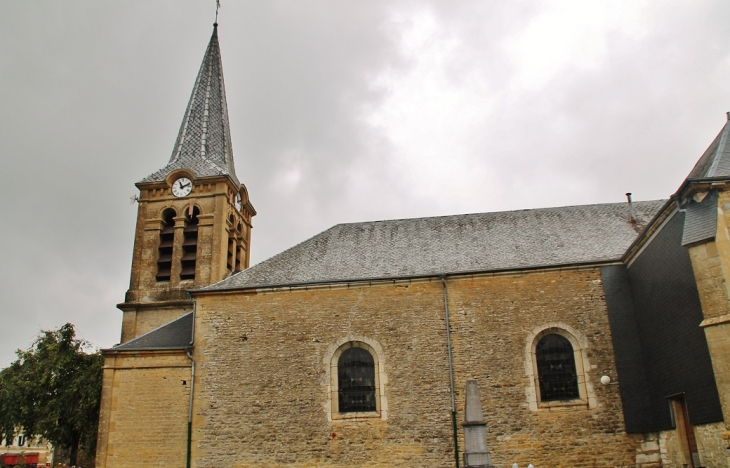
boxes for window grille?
[337,347,376,413]
[180,207,199,280]
[536,334,579,401]
[156,209,176,281]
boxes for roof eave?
[190,258,627,295]
[102,345,193,355]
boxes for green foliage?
[0,323,103,465]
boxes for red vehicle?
[0,452,39,467]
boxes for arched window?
[337,347,376,413]
[536,333,579,401]
[156,209,176,282]
[180,207,199,281]
[327,338,386,420]
[525,325,596,411]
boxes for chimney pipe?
[626,193,636,224]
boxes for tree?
[0,323,103,465]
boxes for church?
[94,23,730,467]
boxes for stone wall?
[95,351,191,468]
[191,266,642,467]
[689,192,730,427]
[659,422,727,467]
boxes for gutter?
[101,346,192,354]
[440,276,460,468]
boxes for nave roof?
[202,200,665,292]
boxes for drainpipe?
[440,275,460,468]
[185,300,197,468]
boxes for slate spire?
[142,23,240,186]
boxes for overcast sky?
[0,1,729,365]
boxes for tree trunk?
[69,433,80,466]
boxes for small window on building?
[156,209,176,282]
[535,333,579,401]
[18,435,25,446]
[337,347,376,413]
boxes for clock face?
[172,177,193,197]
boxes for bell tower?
[118,24,255,343]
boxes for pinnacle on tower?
[142,24,240,187]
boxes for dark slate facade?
[602,210,723,433]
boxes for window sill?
[331,411,381,420]
[537,399,588,410]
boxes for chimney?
[626,193,637,224]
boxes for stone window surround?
[524,323,597,411]
[324,335,388,421]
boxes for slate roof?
[202,200,666,291]
[141,24,240,187]
[112,312,193,351]
[682,190,719,246]
[686,114,730,180]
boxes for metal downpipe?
[185,300,197,468]
[441,275,460,468]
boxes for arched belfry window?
[156,209,176,282]
[180,207,200,281]
[535,333,579,401]
[337,347,376,413]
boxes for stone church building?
[95,24,730,467]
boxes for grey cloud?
[0,1,728,366]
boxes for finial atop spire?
[215,0,221,24]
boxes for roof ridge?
[706,116,730,177]
[330,199,666,227]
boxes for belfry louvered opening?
[156,209,176,282]
[181,207,200,281]
[226,215,237,274]
[235,222,244,272]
